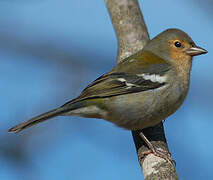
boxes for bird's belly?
[102,84,187,130]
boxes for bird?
[8,28,207,161]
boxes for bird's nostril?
[190,42,195,47]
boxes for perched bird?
[9,29,207,160]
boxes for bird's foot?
[141,147,175,166]
[139,132,175,166]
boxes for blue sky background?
[0,0,212,179]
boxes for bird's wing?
[62,50,171,106]
[62,72,167,106]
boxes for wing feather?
[62,51,171,106]
[62,72,166,106]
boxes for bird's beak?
[186,46,208,56]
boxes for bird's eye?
[174,41,182,48]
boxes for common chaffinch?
[9,29,207,160]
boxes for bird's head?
[144,28,207,65]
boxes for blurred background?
[1,0,212,179]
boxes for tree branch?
[105,0,178,179]
[105,0,149,63]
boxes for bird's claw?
[141,147,176,166]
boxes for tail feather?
[8,107,68,133]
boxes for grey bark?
[105,0,179,179]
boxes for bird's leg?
[139,132,174,165]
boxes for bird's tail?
[8,103,80,133]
